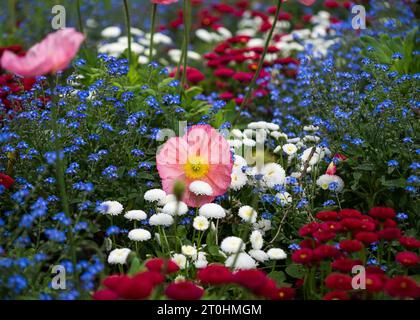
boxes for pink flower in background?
[156,125,233,207]
[152,0,179,4]
[298,0,317,5]
[0,28,84,77]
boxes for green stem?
[232,0,283,125]
[123,0,132,65]
[8,0,16,33]
[180,0,191,89]
[76,0,84,34]
[149,3,158,62]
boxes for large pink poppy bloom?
[0,28,84,77]
[152,0,179,4]
[156,125,233,207]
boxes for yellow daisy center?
[184,155,209,179]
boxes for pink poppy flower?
[152,0,179,4]
[298,0,316,5]
[1,28,84,77]
[156,125,233,207]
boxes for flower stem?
[149,3,158,62]
[180,0,191,89]
[76,0,84,34]
[123,0,132,65]
[232,0,283,125]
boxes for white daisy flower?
[316,174,344,192]
[233,155,248,172]
[253,219,272,233]
[199,203,226,219]
[267,248,287,260]
[172,253,188,269]
[228,139,243,149]
[238,205,258,223]
[128,229,151,241]
[181,245,197,257]
[108,248,131,265]
[225,252,257,270]
[124,210,147,221]
[266,123,280,131]
[261,163,286,188]
[303,125,319,132]
[249,249,270,262]
[271,131,288,139]
[101,26,121,38]
[159,194,177,206]
[275,192,293,205]
[193,216,209,231]
[189,181,213,196]
[221,236,245,254]
[162,201,188,216]
[230,171,248,191]
[282,143,298,155]
[100,201,124,216]
[303,135,320,143]
[149,213,174,226]
[247,121,267,130]
[231,129,243,139]
[243,138,256,147]
[144,189,166,203]
[250,230,264,250]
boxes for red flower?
[383,218,397,228]
[368,207,396,220]
[116,275,154,299]
[399,236,420,249]
[377,228,401,241]
[385,276,420,299]
[396,251,420,267]
[316,211,338,221]
[145,258,179,274]
[313,230,336,242]
[341,218,363,231]
[165,281,204,300]
[338,209,362,219]
[314,244,340,259]
[325,273,353,291]
[299,238,318,249]
[324,0,340,8]
[92,289,119,300]
[214,67,235,78]
[339,239,363,253]
[323,291,349,300]
[320,221,342,233]
[0,173,14,189]
[332,258,362,273]
[103,274,126,291]
[197,264,233,285]
[272,287,295,300]
[298,222,320,237]
[233,72,253,83]
[233,269,268,292]
[135,271,165,286]
[355,231,379,244]
[365,274,384,293]
[292,248,313,264]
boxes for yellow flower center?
[321,183,329,190]
[184,155,209,180]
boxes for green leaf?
[285,264,306,279]
[128,256,143,276]
[268,271,286,286]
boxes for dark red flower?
[355,231,379,244]
[300,238,318,249]
[314,244,340,259]
[145,258,179,274]
[134,271,165,286]
[298,222,320,237]
[313,230,336,242]
[325,273,353,291]
[377,228,401,241]
[323,291,349,300]
[233,269,268,292]
[320,221,342,233]
[214,67,235,78]
[396,251,420,267]
[197,264,233,285]
[341,218,363,231]
[92,289,119,300]
[383,219,397,228]
[385,276,420,299]
[339,239,363,253]
[324,0,340,8]
[365,274,384,293]
[338,209,362,219]
[292,248,313,264]
[233,71,253,83]
[165,281,204,300]
[116,276,154,299]
[316,211,338,221]
[103,274,126,291]
[272,287,295,300]
[0,173,14,189]
[332,258,362,273]
[399,236,420,249]
[368,207,396,220]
